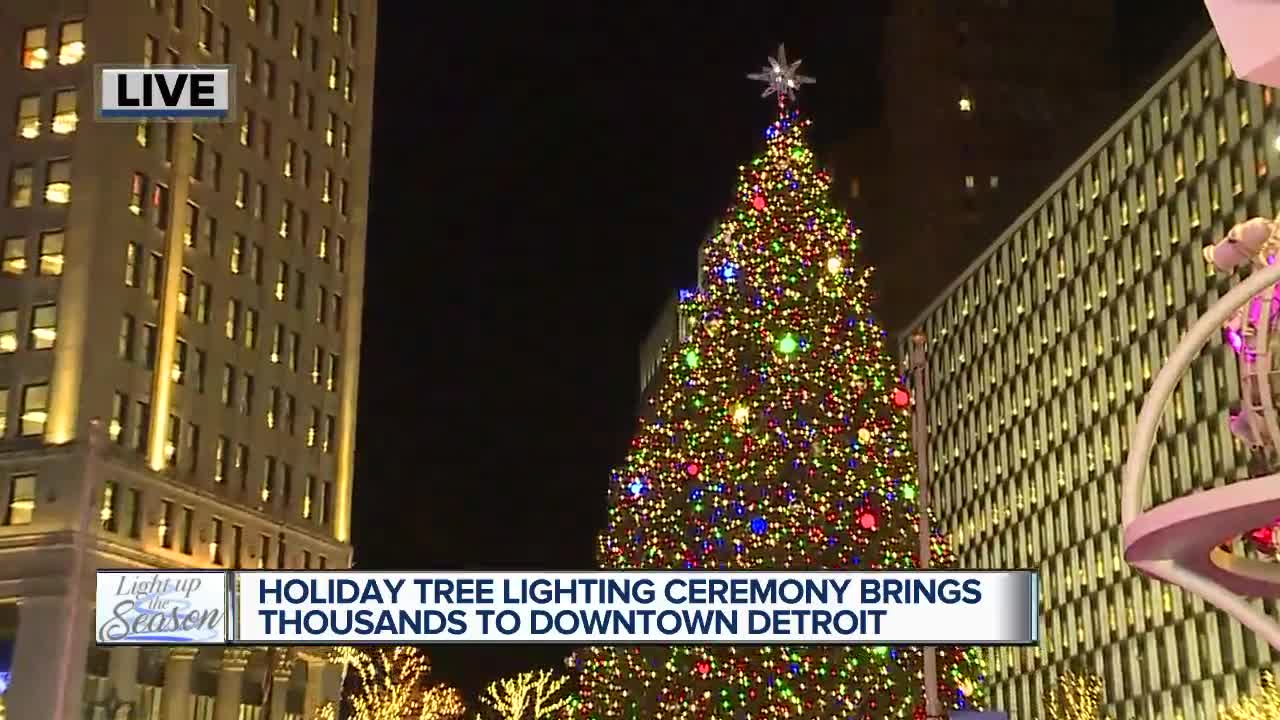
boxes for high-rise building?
[900,31,1280,720]
[0,1,374,718]
[833,0,1130,332]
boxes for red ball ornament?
[686,462,701,477]
[859,512,878,530]
[751,195,767,211]
[695,660,711,675]
[892,387,911,408]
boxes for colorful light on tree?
[574,50,986,720]
[1221,671,1280,720]
[1043,671,1103,720]
[477,669,573,720]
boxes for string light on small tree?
[336,646,465,720]
[478,669,572,720]
[1043,671,1104,720]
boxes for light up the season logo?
[95,571,229,644]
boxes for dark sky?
[353,0,1209,698]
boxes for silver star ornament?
[747,44,816,105]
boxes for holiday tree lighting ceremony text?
[230,570,1038,644]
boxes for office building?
[832,0,1135,332]
[900,31,1280,720]
[0,0,374,718]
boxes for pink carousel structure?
[1123,217,1280,650]
[1204,0,1280,88]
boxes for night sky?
[353,0,1209,697]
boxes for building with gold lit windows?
[0,1,374,718]
[899,31,1280,720]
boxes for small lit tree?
[334,646,466,720]
[1221,671,1280,720]
[477,670,572,720]
[1043,671,1103,720]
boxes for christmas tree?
[575,48,987,720]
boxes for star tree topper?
[747,44,816,106]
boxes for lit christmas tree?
[575,46,987,720]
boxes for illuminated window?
[220,365,234,406]
[110,393,126,443]
[288,331,300,370]
[178,269,193,315]
[279,200,292,238]
[215,436,228,483]
[159,501,174,548]
[291,24,303,59]
[275,261,289,301]
[16,95,40,139]
[230,233,245,274]
[307,407,319,447]
[22,28,48,70]
[151,183,169,229]
[964,175,975,189]
[96,479,114,530]
[958,95,973,112]
[197,282,211,324]
[322,169,332,203]
[9,165,33,208]
[136,120,150,148]
[283,140,295,178]
[332,0,344,33]
[124,243,140,287]
[172,340,187,386]
[2,237,25,275]
[328,57,338,90]
[5,474,36,525]
[38,230,63,276]
[341,123,351,157]
[29,305,56,350]
[267,387,279,429]
[262,456,276,501]
[1233,158,1245,195]
[20,384,48,436]
[1174,150,1185,181]
[183,201,198,246]
[323,415,335,453]
[0,311,18,353]
[989,176,999,189]
[318,226,330,261]
[210,518,224,564]
[343,68,354,102]
[240,108,253,146]
[311,345,322,384]
[225,298,240,340]
[1241,95,1252,128]
[316,286,327,324]
[270,324,283,363]
[51,89,76,134]
[198,7,213,51]
[235,170,248,209]
[58,21,84,65]
[244,308,258,349]
[326,112,336,146]
[303,474,314,518]
[248,0,258,22]
[44,159,71,204]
